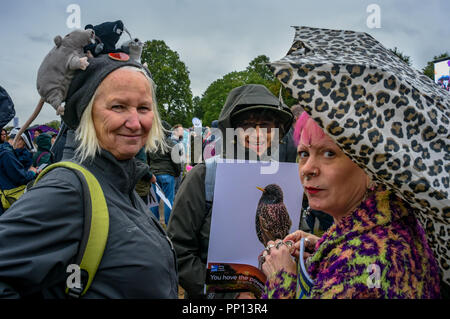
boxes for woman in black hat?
[0,54,178,298]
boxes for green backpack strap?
[34,161,109,298]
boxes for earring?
[303,206,312,216]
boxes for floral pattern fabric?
[263,186,441,299]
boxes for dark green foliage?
[142,40,194,127]
[199,55,297,126]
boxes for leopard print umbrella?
[270,26,450,286]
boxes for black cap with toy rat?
[63,53,151,129]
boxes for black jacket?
[148,136,181,177]
[278,126,297,163]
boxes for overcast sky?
[0,0,448,127]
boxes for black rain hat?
[219,84,294,138]
[63,53,151,129]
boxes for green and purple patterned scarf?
[263,186,441,299]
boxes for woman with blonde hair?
[0,54,178,298]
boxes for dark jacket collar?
[0,141,13,155]
[63,130,147,194]
[83,150,147,194]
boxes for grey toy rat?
[13,29,95,147]
[121,38,144,63]
[121,37,152,77]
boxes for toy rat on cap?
[13,28,95,147]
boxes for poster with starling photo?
[205,161,303,298]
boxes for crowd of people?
[0,127,56,214]
[0,29,447,300]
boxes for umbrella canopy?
[28,124,59,140]
[270,26,450,286]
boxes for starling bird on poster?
[255,184,292,246]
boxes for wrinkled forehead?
[102,67,151,88]
[95,67,153,101]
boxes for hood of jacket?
[217,84,293,160]
[36,133,52,151]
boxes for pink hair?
[293,112,326,147]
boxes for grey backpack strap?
[204,155,220,204]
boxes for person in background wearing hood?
[148,121,182,227]
[167,84,293,299]
[33,128,42,141]
[32,132,53,168]
[32,128,42,150]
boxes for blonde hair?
[75,66,167,162]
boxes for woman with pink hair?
[259,112,440,299]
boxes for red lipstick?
[305,187,322,194]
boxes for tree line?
[6,41,448,132]
[143,40,448,128]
